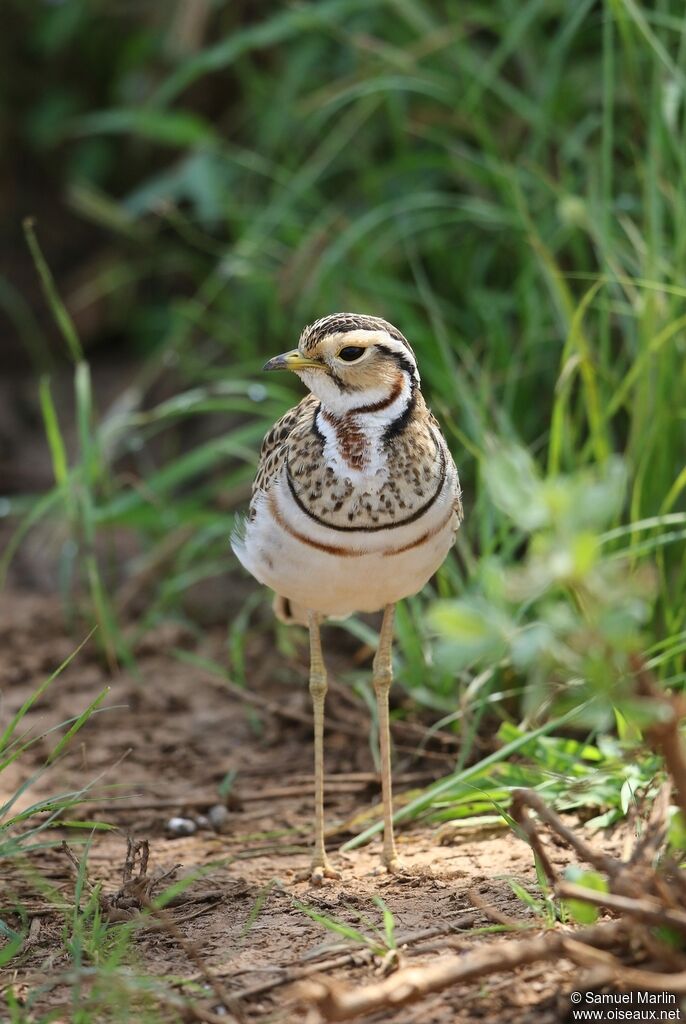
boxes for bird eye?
[338,346,365,362]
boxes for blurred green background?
[1,0,684,725]
[3,8,686,1016]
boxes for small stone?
[208,804,230,832]
[166,816,197,837]
[194,814,211,830]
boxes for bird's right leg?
[372,603,401,874]
[296,611,341,884]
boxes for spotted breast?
[232,314,463,622]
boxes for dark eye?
[338,346,365,362]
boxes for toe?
[372,855,403,876]
[295,861,342,884]
[313,863,341,884]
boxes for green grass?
[1,0,686,1018]
[4,0,683,671]
[0,631,116,858]
[294,894,397,957]
[5,0,685,860]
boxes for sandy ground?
[0,590,619,1023]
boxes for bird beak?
[262,349,323,372]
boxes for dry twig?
[627,781,672,866]
[632,654,686,825]
[511,789,619,877]
[301,921,627,1019]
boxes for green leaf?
[668,809,686,851]
[430,598,510,669]
[562,867,608,924]
[0,631,95,755]
[47,686,110,764]
[23,218,82,363]
[482,444,548,532]
[371,896,396,950]
[73,108,218,148]
[507,879,543,915]
[293,900,383,954]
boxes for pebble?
[166,816,197,837]
[208,804,230,832]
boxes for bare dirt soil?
[0,590,618,1023]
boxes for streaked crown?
[299,313,415,358]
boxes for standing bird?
[232,314,462,883]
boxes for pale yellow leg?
[373,604,401,873]
[297,611,341,884]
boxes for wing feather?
[251,393,319,498]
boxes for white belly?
[232,464,459,616]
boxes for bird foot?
[295,858,342,885]
[372,854,403,876]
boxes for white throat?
[313,375,414,487]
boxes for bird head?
[262,313,419,416]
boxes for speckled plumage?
[231,313,463,881]
[252,391,456,531]
[233,313,463,619]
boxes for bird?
[232,313,463,883]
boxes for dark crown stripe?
[300,313,413,354]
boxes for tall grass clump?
[2,2,684,714]
[0,632,112,860]
[1,4,685,1011]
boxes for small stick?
[86,771,438,814]
[286,771,437,784]
[140,900,222,932]
[61,841,95,891]
[628,780,672,867]
[632,654,686,826]
[557,939,686,995]
[560,936,620,968]
[122,836,149,882]
[301,920,626,1019]
[509,792,558,884]
[468,889,532,930]
[230,950,375,1002]
[327,679,461,747]
[511,789,620,876]
[393,744,457,764]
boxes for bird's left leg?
[373,603,401,873]
[296,611,341,884]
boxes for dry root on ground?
[303,659,686,1019]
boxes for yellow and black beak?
[262,349,323,372]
